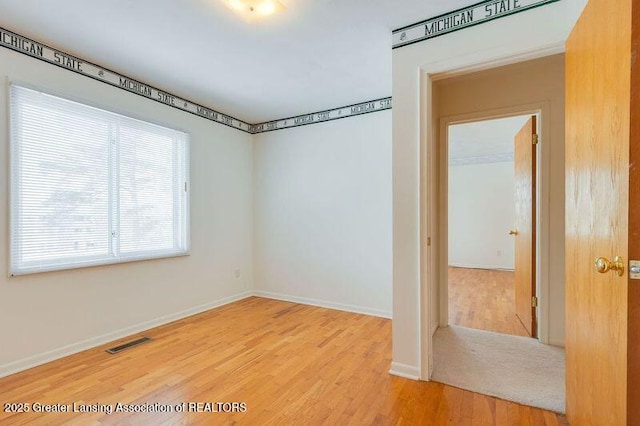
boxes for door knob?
[595,256,625,276]
[509,230,518,236]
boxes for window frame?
[8,82,191,277]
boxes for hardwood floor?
[448,267,530,337]
[0,297,566,425]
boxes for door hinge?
[427,237,431,246]
[531,296,538,308]
[532,134,539,145]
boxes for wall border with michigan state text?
[0,26,391,134]
[392,0,561,49]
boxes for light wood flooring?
[0,297,567,424]
[448,267,530,337]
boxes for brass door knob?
[509,230,518,236]
[595,256,625,276]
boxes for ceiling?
[0,0,477,124]
[448,115,533,162]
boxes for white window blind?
[10,85,189,276]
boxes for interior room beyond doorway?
[432,54,567,347]
[447,115,535,338]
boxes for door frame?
[418,44,563,380]
[438,105,549,340]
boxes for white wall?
[391,1,583,379]
[253,112,392,318]
[448,161,515,270]
[0,47,254,376]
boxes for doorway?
[447,114,536,338]
[427,56,566,411]
[434,112,565,413]
[429,55,567,351]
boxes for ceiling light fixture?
[223,0,285,20]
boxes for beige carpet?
[432,325,565,413]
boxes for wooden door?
[565,0,640,423]
[513,116,537,337]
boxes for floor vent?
[106,337,151,354]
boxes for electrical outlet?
[496,250,502,257]
[234,269,241,279]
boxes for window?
[9,85,189,276]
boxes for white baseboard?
[389,362,421,380]
[252,290,392,319]
[548,338,566,348]
[0,291,252,379]
[1,290,393,378]
[448,262,514,271]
